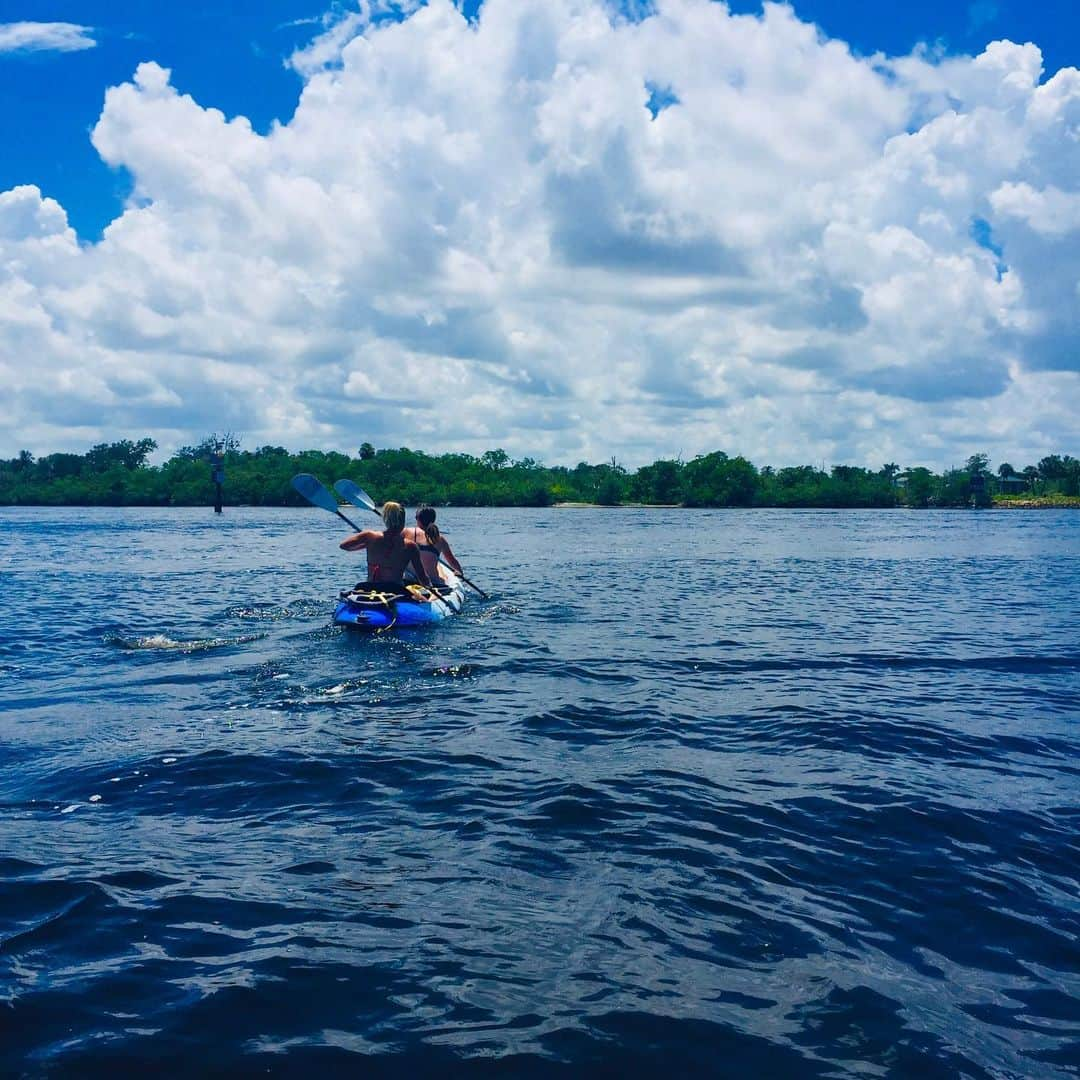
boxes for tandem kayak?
[333,573,466,630]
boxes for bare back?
[404,523,463,579]
[404,525,441,578]
[340,527,427,585]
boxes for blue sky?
[3,1,325,239]
[3,1,1077,240]
[1,0,1077,467]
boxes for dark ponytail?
[417,505,440,546]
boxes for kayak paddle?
[334,478,489,600]
[291,473,364,532]
[332,478,381,519]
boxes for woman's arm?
[339,530,372,551]
[439,536,464,576]
[406,542,432,587]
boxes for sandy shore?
[553,502,682,509]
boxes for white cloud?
[1,0,1078,468]
[0,21,95,54]
[990,181,1080,235]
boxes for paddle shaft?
[449,567,488,600]
[334,508,364,532]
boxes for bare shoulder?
[341,529,373,550]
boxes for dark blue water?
[1,507,1078,1077]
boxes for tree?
[937,468,972,506]
[682,452,758,507]
[176,433,240,460]
[632,459,683,504]
[127,438,158,469]
[900,467,935,508]
[1037,455,1065,480]
[84,438,158,472]
[964,453,990,478]
[596,473,625,505]
[37,452,84,479]
[481,449,509,471]
[359,442,376,460]
[1056,455,1080,496]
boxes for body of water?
[1,506,1077,1076]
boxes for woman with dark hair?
[405,505,464,584]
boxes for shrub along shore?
[993,494,1080,508]
[1,439,1077,509]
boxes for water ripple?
[1,506,1078,1076]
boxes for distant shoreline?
[553,501,681,509]
[6,441,1077,510]
[3,499,1078,510]
[550,498,1080,510]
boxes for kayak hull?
[333,574,466,630]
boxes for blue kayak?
[333,574,466,630]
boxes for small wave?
[282,861,336,876]
[652,652,1080,677]
[227,599,327,621]
[429,664,478,679]
[473,602,518,622]
[309,678,372,700]
[106,632,264,652]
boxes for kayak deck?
[333,574,465,630]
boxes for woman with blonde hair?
[339,501,431,591]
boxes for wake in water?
[106,632,264,652]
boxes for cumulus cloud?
[1,0,1077,467]
[0,21,96,53]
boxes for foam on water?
[107,631,263,652]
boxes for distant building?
[998,475,1028,493]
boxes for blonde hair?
[381,501,405,530]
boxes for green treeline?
[1,438,1078,509]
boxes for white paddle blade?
[292,473,340,514]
